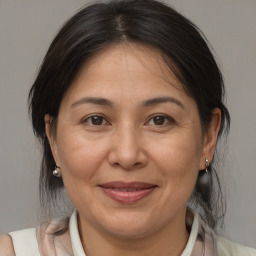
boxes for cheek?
[55,131,111,211]
[56,129,109,182]
[154,131,202,169]
[151,132,202,198]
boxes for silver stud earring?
[205,158,209,173]
[53,166,61,177]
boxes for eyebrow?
[71,96,185,109]
[142,96,185,109]
[71,97,113,108]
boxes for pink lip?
[98,182,157,204]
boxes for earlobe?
[200,108,221,169]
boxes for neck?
[78,211,189,256]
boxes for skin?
[0,235,15,255]
[45,43,221,256]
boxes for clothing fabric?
[9,209,256,256]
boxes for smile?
[98,181,158,204]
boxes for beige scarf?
[36,209,218,256]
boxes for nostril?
[112,161,143,170]
[107,147,148,170]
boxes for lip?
[98,181,158,204]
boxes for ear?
[199,108,221,170]
[44,114,59,164]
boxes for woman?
[0,0,255,255]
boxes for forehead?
[62,43,188,105]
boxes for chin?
[97,212,157,239]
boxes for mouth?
[98,181,158,204]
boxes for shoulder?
[9,228,40,255]
[0,234,15,256]
[217,236,256,256]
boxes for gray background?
[0,0,255,248]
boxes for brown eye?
[153,116,165,125]
[84,115,108,126]
[147,115,175,127]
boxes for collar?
[69,208,217,256]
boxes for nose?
[107,124,148,170]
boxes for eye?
[83,115,109,126]
[147,115,175,126]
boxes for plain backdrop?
[0,0,255,248]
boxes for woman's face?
[46,43,219,238]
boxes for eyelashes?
[82,114,176,128]
[83,115,110,126]
[146,115,175,127]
